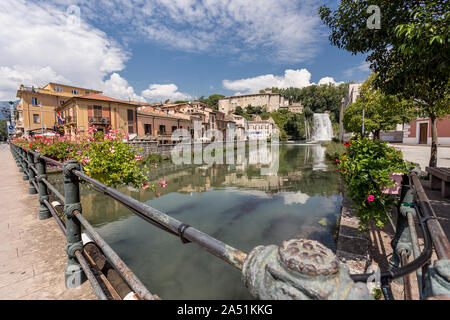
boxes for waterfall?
[311,113,333,141]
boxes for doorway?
[419,122,428,144]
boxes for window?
[159,125,166,134]
[85,91,90,95]
[54,86,62,92]
[93,105,102,118]
[144,124,152,135]
[127,109,135,134]
[31,97,38,106]
[72,89,80,95]
[60,100,65,106]
[33,114,40,124]
[171,126,177,133]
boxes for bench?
[426,167,450,198]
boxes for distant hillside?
[0,100,19,120]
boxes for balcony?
[88,117,110,124]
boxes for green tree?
[319,0,450,167]
[234,106,244,115]
[272,83,347,122]
[199,94,225,110]
[344,74,415,139]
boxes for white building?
[248,116,277,140]
[218,89,289,114]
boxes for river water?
[51,143,342,299]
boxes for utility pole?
[39,103,44,134]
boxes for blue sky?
[0,0,370,102]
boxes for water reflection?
[48,144,341,299]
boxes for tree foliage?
[319,0,450,166]
[198,94,225,110]
[344,74,416,138]
[272,83,347,122]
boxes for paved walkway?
[0,144,95,300]
[389,144,450,171]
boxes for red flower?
[156,192,161,198]
[336,169,340,172]
[335,159,341,163]
[344,142,350,147]
[367,195,375,202]
[142,184,150,190]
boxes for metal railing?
[8,142,450,300]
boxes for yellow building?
[56,93,139,136]
[15,83,102,136]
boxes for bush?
[337,137,414,230]
[322,141,346,160]
[13,126,152,189]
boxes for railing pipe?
[401,250,413,300]
[73,170,247,270]
[43,199,66,234]
[411,174,450,260]
[407,211,423,298]
[74,250,108,300]
[42,178,66,204]
[73,210,154,300]
[39,155,63,167]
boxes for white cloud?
[283,192,310,205]
[223,69,342,94]
[0,0,129,100]
[141,84,192,102]
[102,73,146,102]
[318,77,343,86]
[67,0,323,63]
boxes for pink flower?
[81,156,90,164]
[158,180,167,188]
[142,184,150,190]
[367,195,375,202]
[156,192,161,198]
[135,155,143,161]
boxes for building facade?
[15,83,102,136]
[218,89,289,114]
[339,83,362,142]
[56,94,139,136]
[279,102,304,114]
[137,105,192,144]
[248,116,277,140]
[403,117,450,145]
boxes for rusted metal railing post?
[27,150,37,194]
[35,154,51,220]
[242,238,372,299]
[21,148,28,179]
[63,160,86,288]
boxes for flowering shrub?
[337,137,414,230]
[12,126,164,190]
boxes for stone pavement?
[389,144,450,171]
[0,143,95,300]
